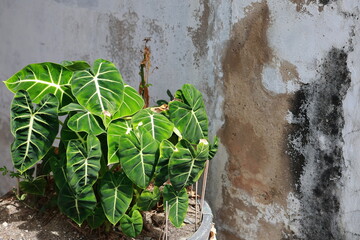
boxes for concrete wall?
[1,1,360,239]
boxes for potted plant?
[2,58,218,238]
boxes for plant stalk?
[200,160,209,216]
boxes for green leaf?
[163,185,188,228]
[49,156,67,190]
[99,171,133,225]
[107,119,133,165]
[66,135,101,193]
[61,103,105,136]
[4,62,74,106]
[209,136,219,160]
[136,187,160,211]
[58,185,97,226]
[19,176,47,196]
[87,204,106,229]
[60,113,87,146]
[169,139,209,191]
[61,60,91,71]
[10,91,59,173]
[169,84,208,143]
[119,130,159,189]
[71,59,124,117]
[113,85,144,119]
[119,210,143,238]
[131,108,174,142]
[154,140,176,186]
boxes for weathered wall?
[1,1,360,239]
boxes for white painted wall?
[1,0,360,239]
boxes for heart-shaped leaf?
[60,113,87,146]
[66,135,101,193]
[107,119,133,165]
[119,130,159,189]
[49,155,67,190]
[58,185,97,226]
[169,84,208,143]
[61,60,91,71]
[163,185,188,228]
[87,204,106,229]
[19,176,47,196]
[136,187,160,211]
[169,139,209,191]
[119,210,143,238]
[209,136,219,160]
[113,85,144,119]
[131,108,174,142]
[10,91,59,173]
[71,59,124,117]
[61,103,105,135]
[4,63,74,106]
[154,140,176,186]
[99,171,133,225]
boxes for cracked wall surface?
[1,1,360,239]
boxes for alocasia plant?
[3,59,218,237]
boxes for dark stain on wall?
[290,0,332,12]
[288,48,350,239]
[188,0,214,67]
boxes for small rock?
[184,217,195,224]
[2,222,8,227]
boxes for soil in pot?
[0,190,204,240]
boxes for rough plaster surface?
[1,1,360,239]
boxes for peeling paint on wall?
[288,48,351,239]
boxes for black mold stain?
[288,48,350,239]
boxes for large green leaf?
[107,119,133,165]
[99,171,133,225]
[71,59,124,117]
[60,113,87,146]
[163,185,188,228]
[61,103,105,135]
[131,108,174,142]
[19,176,47,196]
[49,155,67,190]
[119,210,143,238]
[169,84,208,143]
[113,85,144,119]
[4,62,73,106]
[119,130,159,189]
[86,204,106,229]
[10,91,59,173]
[169,139,209,191]
[136,186,160,211]
[154,140,176,186]
[209,136,219,160]
[61,60,91,71]
[58,185,97,226]
[66,135,101,193]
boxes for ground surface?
[0,191,202,240]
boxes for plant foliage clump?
[3,59,218,237]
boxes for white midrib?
[20,79,63,90]
[191,110,204,137]
[113,188,118,221]
[150,115,155,139]
[84,159,88,185]
[93,75,105,112]
[140,150,146,187]
[23,114,34,164]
